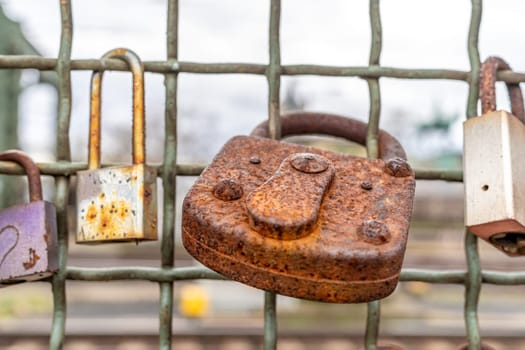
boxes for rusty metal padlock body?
[76,164,157,242]
[76,48,157,243]
[464,57,525,256]
[0,151,58,285]
[182,113,415,303]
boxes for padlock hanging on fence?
[464,56,525,256]
[76,48,158,244]
[0,150,58,286]
[182,112,416,303]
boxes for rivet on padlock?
[0,150,58,286]
[182,112,415,303]
[464,56,525,256]
[76,48,157,243]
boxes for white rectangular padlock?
[464,56,525,256]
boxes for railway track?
[1,333,523,350]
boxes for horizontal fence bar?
[2,55,525,82]
[63,266,525,285]
[0,162,460,181]
[67,266,226,282]
[0,161,205,176]
[0,162,462,181]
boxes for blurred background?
[0,1,525,349]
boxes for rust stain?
[212,179,243,201]
[83,193,132,239]
[150,217,157,230]
[245,153,334,240]
[138,183,144,201]
[479,56,524,122]
[384,158,413,177]
[86,202,98,221]
[117,199,131,219]
[22,248,40,270]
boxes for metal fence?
[1,0,525,349]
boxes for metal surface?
[245,152,335,240]
[88,48,145,169]
[182,114,415,303]
[0,150,57,285]
[76,164,157,242]
[76,48,157,243]
[0,0,520,349]
[464,56,525,256]
[479,56,525,122]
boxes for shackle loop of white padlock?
[479,56,525,122]
[88,48,146,170]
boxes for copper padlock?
[464,57,525,256]
[0,150,58,285]
[182,113,415,303]
[76,48,157,243]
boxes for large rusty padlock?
[464,57,525,256]
[76,48,157,243]
[0,150,58,285]
[182,113,415,303]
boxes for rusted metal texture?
[182,113,415,303]
[0,150,58,286]
[76,48,157,243]
[88,48,145,169]
[464,57,525,256]
[76,165,157,242]
[479,56,525,122]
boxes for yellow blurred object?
[405,281,431,296]
[179,284,209,318]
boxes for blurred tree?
[417,105,458,135]
[0,5,57,207]
[282,79,305,112]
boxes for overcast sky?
[3,0,525,162]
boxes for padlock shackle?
[250,112,407,161]
[88,48,145,170]
[0,150,42,202]
[480,56,525,122]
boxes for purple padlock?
[0,150,58,286]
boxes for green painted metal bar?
[415,169,463,182]
[158,0,179,348]
[49,1,73,349]
[465,1,483,349]
[263,1,281,348]
[3,56,525,82]
[0,161,204,176]
[365,0,382,160]
[465,231,482,349]
[365,300,380,350]
[364,2,382,348]
[267,0,281,140]
[66,266,226,281]
[63,266,525,285]
[0,162,463,182]
[264,291,277,350]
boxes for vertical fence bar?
[159,0,179,348]
[365,2,382,347]
[365,300,380,350]
[50,0,73,349]
[465,1,482,349]
[366,0,382,160]
[264,0,281,349]
[267,0,281,140]
[264,291,277,349]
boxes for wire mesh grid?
[1,0,524,349]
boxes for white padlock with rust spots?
[464,56,525,256]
